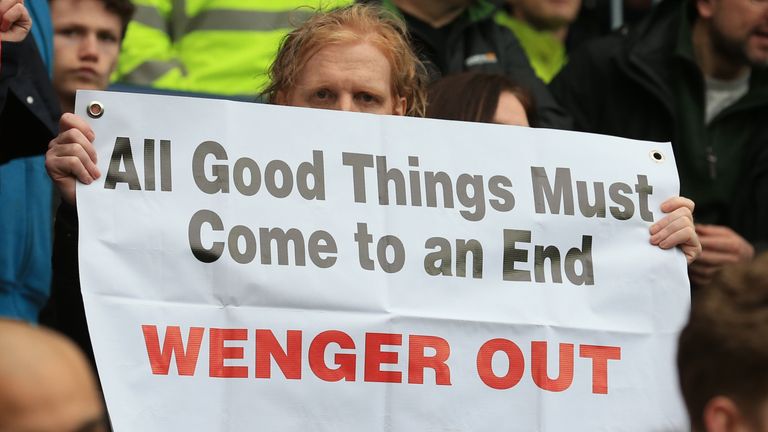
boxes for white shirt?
[705,72,750,124]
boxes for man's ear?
[703,396,747,432]
[393,96,407,116]
[696,0,716,19]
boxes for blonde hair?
[263,4,428,117]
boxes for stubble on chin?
[709,25,754,68]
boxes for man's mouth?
[75,67,98,79]
[753,28,768,40]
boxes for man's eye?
[315,89,330,99]
[357,93,377,103]
[98,33,119,43]
[58,28,80,38]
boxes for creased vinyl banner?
[76,90,690,431]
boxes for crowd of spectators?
[1,0,767,430]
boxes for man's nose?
[78,33,99,60]
[337,94,356,112]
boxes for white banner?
[76,90,690,431]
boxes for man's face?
[510,0,582,31]
[700,0,768,67]
[51,0,122,106]
[277,40,406,116]
[394,0,474,12]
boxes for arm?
[1,5,59,165]
[0,0,31,109]
[0,0,30,43]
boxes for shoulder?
[567,31,629,75]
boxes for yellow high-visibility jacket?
[114,0,351,97]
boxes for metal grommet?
[87,101,104,119]
[650,150,665,163]
[26,96,34,104]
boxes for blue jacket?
[28,0,54,76]
[0,1,60,321]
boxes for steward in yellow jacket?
[114,0,351,98]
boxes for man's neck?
[512,9,569,43]
[693,19,750,81]
[551,27,568,43]
[393,0,467,28]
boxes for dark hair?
[49,0,136,39]
[677,253,768,431]
[426,72,537,126]
[103,0,136,38]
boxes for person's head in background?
[264,4,428,117]
[50,0,135,114]
[693,0,768,80]
[678,252,768,432]
[505,0,582,41]
[426,72,536,127]
[0,320,105,432]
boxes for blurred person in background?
[113,0,352,99]
[551,0,768,286]
[496,0,582,82]
[678,252,768,432]
[50,0,134,114]
[360,0,573,129]
[426,71,536,126]
[39,0,134,368]
[0,319,106,432]
[496,0,658,83]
